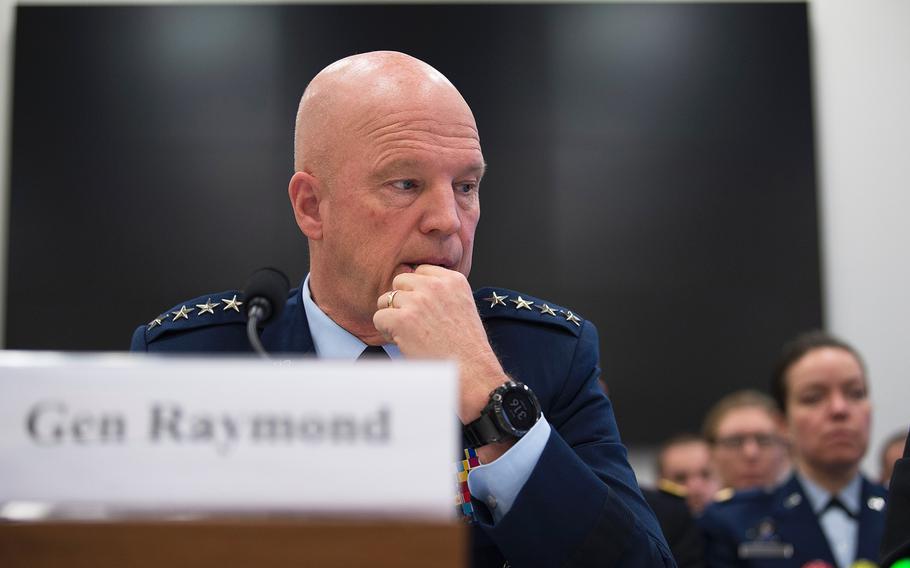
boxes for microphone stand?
[246,301,271,359]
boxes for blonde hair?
[702,389,782,443]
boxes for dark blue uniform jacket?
[699,473,887,568]
[132,285,674,568]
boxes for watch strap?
[463,412,506,449]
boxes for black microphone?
[242,267,290,358]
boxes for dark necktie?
[358,345,390,360]
[821,496,857,519]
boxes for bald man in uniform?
[132,51,672,567]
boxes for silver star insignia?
[147,316,164,330]
[511,296,534,310]
[222,294,244,312]
[538,304,558,317]
[171,305,195,321]
[563,310,582,326]
[196,298,218,316]
[482,292,508,308]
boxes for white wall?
[0,0,907,483]
[809,0,910,477]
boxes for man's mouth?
[823,429,856,441]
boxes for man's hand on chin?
[372,264,512,456]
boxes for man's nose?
[742,438,761,458]
[419,184,462,235]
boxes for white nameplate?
[0,353,458,520]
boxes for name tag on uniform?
[0,353,458,519]
[738,541,795,559]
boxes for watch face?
[500,389,538,431]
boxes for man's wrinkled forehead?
[338,82,479,166]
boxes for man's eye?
[391,180,418,190]
[456,182,477,194]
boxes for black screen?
[7,3,821,443]
[501,391,537,433]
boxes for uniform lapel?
[772,475,838,566]
[854,476,887,562]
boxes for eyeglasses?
[714,433,783,450]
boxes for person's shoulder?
[643,485,690,516]
[473,286,588,337]
[131,290,258,351]
[700,485,777,527]
[642,486,694,528]
[706,475,812,522]
[716,485,774,507]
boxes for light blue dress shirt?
[301,274,402,360]
[798,472,862,568]
[301,275,551,523]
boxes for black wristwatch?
[463,380,542,449]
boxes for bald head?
[293,51,476,177]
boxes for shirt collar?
[301,274,400,360]
[797,471,862,516]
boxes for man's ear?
[288,171,324,240]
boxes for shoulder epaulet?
[141,290,247,343]
[714,484,778,507]
[473,287,585,336]
[657,478,688,498]
[713,487,735,503]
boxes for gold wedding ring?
[386,289,400,309]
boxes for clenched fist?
[372,265,510,426]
